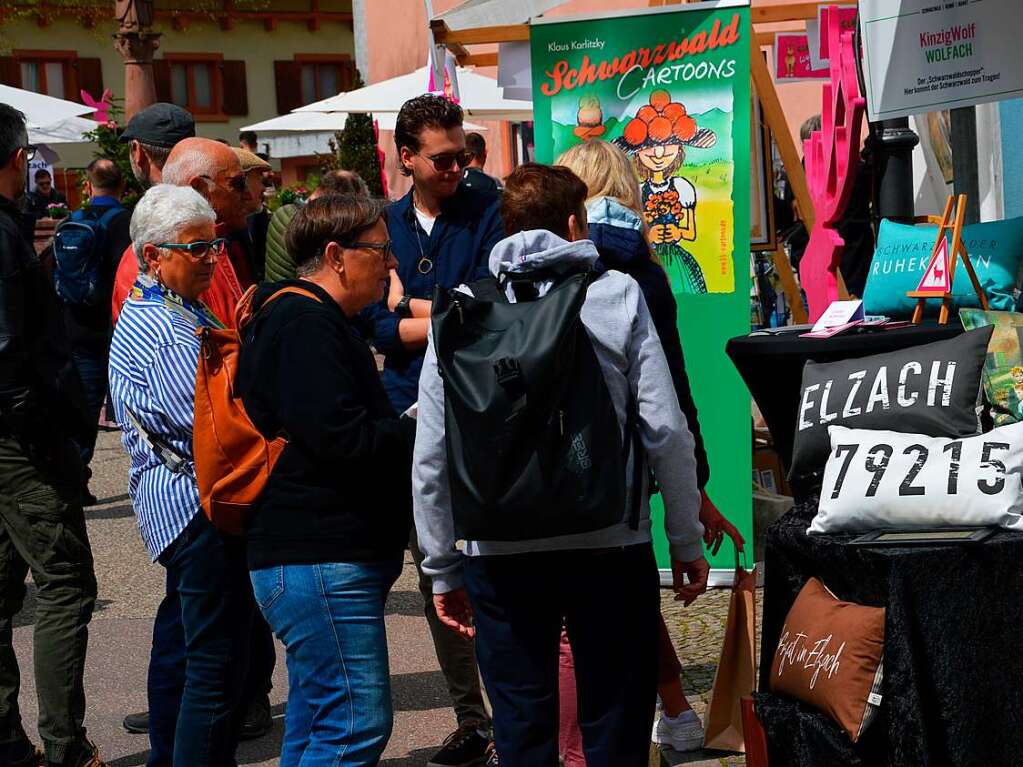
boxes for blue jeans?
[251,558,402,767]
[148,512,254,767]
[70,349,107,473]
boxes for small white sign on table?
[859,0,1023,121]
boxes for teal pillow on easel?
[861,217,1023,319]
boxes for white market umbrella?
[28,115,98,145]
[241,111,488,159]
[295,66,532,122]
[0,84,94,130]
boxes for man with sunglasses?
[362,93,502,767]
[23,167,69,221]
[111,138,255,328]
[0,105,106,767]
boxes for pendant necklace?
[412,191,434,275]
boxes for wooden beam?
[431,20,470,61]
[752,2,830,25]
[461,52,499,67]
[750,34,814,231]
[436,23,529,46]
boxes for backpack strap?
[234,284,323,332]
[624,396,644,531]
[465,276,506,303]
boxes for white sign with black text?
[859,0,1023,121]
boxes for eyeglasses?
[346,240,394,261]
[155,238,228,262]
[201,174,248,193]
[24,145,37,162]
[417,150,473,172]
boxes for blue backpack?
[52,206,122,306]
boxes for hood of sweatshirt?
[488,229,599,277]
[585,196,651,272]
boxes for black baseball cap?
[120,103,195,148]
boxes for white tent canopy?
[295,66,532,122]
[242,111,488,159]
[28,115,97,146]
[1,84,94,130]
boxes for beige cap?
[232,146,272,172]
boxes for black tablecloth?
[726,324,964,473]
[756,502,1023,766]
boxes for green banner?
[530,1,753,573]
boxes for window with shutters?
[167,57,221,115]
[275,55,354,113]
[156,55,247,120]
[20,59,68,99]
[1,51,104,105]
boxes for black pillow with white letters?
[789,326,993,486]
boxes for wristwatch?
[394,295,413,319]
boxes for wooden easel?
[907,194,988,324]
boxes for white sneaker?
[652,709,704,752]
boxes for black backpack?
[52,206,122,306]
[432,268,642,542]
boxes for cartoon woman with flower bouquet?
[615,90,717,294]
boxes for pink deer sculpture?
[799,8,866,321]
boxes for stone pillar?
[113,0,160,120]
[114,32,160,120]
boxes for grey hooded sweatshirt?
[412,230,703,594]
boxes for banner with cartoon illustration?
[530,0,753,576]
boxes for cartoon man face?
[1011,366,1023,386]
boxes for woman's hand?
[434,589,475,639]
[700,490,746,556]
[387,269,404,312]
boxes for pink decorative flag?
[799,6,867,321]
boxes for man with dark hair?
[62,158,132,506]
[23,168,69,220]
[460,132,501,192]
[413,162,707,766]
[362,93,502,767]
[238,130,258,154]
[0,104,106,767]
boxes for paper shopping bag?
[703,561,757,753]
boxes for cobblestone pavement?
[11,430,757,766]
[659,587,764,766]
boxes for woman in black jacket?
[558,139,745,756]
[236,195,407,766]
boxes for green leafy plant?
[80,97,144,207]
[320,69,385,196]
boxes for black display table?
[756,501,1023,766]
[726,324,964,473]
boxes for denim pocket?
[251,565,286,611]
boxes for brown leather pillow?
[768,577,885,742]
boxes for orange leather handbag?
[192,284,321,534]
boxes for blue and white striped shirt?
[108,282,218,560]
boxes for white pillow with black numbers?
[810,422,1023,534]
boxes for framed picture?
[750,76,777,253]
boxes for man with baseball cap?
[232,147,272,283]
[120,103,195,189]
[111,104,197,327]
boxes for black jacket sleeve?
[643,268,710,489]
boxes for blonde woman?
[558,139,745,757]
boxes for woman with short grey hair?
[109,183,255,767]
